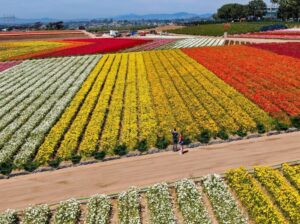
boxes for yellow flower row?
[226,167,286,224]
[175,50,272,130]
[57,54,118,159]
[148,51,198,138]
[142,52,177,140]
[119,53,138,149]
[35,55,109,164]
[135,52,157,146]
[255,166,300,223]
[282,164,300,192]
[171,50,256,132]
[99,54,128,152]
[0,41,64,61]
[157,50,219,134]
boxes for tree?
[217,4,248,21]
[272,0,300,19]
[47,21,64,30]
[248,0,267,19]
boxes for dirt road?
[0,132,299,211]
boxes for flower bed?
[175,179,211,224]
[282,163,300,191]
[23,205,51,224]
[0,61,22,72]
[86,194,111,224]
[146,183,176,224]
[182,45,300,120]
[54,199,81,224]
[255,166,300,223]
[118,187,141,224]
[203,174,247,224]
[250,42,300,59]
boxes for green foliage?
[0,161,13,175]
[71,154,82,165]
[235,128,247,137]
[291,115,300,129]
[113,144,127,156]
[135,139,148,153]
[248,0,267,18]
[217,3,248,21]
[24,161,39,172]
[155,136,169,150]
[256,123,266,134]
[169,22,299,36]
[93,151,106,160]
[197,129,211,144]
[274,119,289,131]
[48,158,61,168]
[217,129,229,140]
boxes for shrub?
[0,162,13,175]
[183,135,192,145]
[235,128,247,137]
[94,151,106,161]
[24,161,39,172]
[48,158,61,168]
[155,136,169,149]
[113,144,127,156]
[0,209,18,224]
[256,123,266,134]
[291,116,300,129]
[197,129,211,144]
[71,154,82,165]
[217,129,229,140]
[274,120,289,131]
[135,139,148,153]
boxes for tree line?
[215,0,300,21]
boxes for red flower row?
[182,45,300,118]
[33,38,151,58]
[250,42,300,60]
[0,61,21,72]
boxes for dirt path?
[0,132,299,211]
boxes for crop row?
[183,45,300,121]
[0,61,22,73]
[156,38,225,49]
[0,55,101,169]
[0,49,275,169]
[2,164,300,223]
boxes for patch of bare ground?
[169,187,184,224]
[110,199,118,224]
[140,193,150,224]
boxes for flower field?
[0,38,150,61]
[183,45,300,121]
[1,43,300,171]
[1,164,299,223]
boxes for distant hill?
[0,12,213,25]
[114,12,212,21]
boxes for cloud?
[0,0,272,19]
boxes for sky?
[0,0,273,19]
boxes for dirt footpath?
[0,132,299,211]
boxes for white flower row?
[0,209,18,224]
[0,58,56,103]
[157,38,225,50]
[0,55,101,166]
[13,55,100,168]
[0,59,46,91]
[22,204,51,224]
[202,174,248,224]
[0,57,73,135]
[145,183,176,224]
[54,199,81,224]
[118,187,141,224]
[175,179,211,224]
[85,194,111,224]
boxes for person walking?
[178,133,184,155]
[171,128,179,152]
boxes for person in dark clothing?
[171,128,179,151]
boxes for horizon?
[0,0,272,20]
